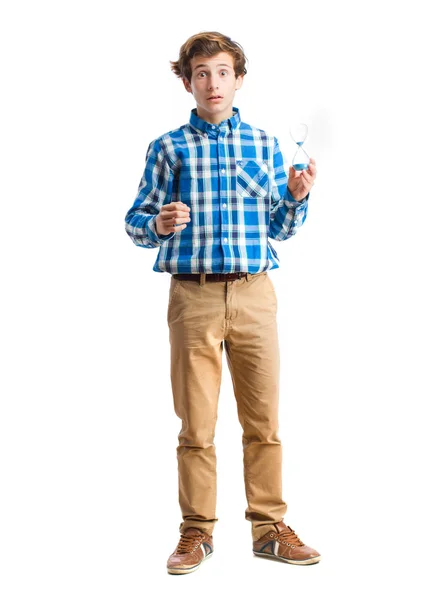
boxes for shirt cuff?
[284,186,310,207]
[147,216,175,244]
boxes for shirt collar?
[189,106,241,136]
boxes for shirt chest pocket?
[236,159,269,199]
[178,174,196,202]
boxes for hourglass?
[289,123,310,171]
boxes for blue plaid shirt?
[125,107,309,273]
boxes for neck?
[196,106,234,125]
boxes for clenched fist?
[156,202,191,236]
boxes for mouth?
[207,95,223,101]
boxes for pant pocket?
[168,278,181,310]
[264,274,278,310]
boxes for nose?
[208,74,219,90]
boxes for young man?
[125,31,320,575]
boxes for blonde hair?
[170,31,248,82]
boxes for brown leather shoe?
[253,521,321,565]
[167,527,214,575]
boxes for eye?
[197,71,207,78]
[220,70,228,76]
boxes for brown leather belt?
[172,272,250,282]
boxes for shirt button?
[211,125,216,129]
[224,237,228,243]
[222,203,227,208]
[221,168,226,174]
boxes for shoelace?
[276,527,304,546]
[176,532,204,554]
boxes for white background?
[1,0,434,597]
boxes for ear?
[182,77,192,94]
[235,75,244,91]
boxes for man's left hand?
[287,158,317,202]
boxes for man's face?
[183,52,244,124]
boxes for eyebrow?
[193,63,233,71]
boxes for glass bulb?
[289,123,310,171]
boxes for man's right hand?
[155,202,191,236]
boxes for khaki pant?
[167,272,287,541]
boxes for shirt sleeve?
[268,136,309,241]
[125,138,176,248]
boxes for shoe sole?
[167,551,213,575]
[253,550,321,565]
